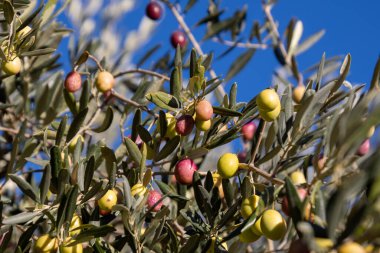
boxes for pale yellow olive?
[195,119,211,131]
[2,56,22,75]
[292,85,306,104]
[69,214,82,236]
[239,227,261,243]
[337,242,366,253]
[34,234,58,253]
[241,195,260,219]
[290,170,307,185]
[217,153,239,179]
[260,209,287,240]
[95,71,115,92]
[259,104,281,122]
[256,89,280,111]
[131,183,147,197]
[98,189,117,212]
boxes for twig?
[152,171,207,176]
[250,120,267,166]
[87,54,104,71]
[161,0,226,102]
[0,126,19,135]
[111,90,158,118]
[239,163,284,185]
[212,37,269,49]
[114,69,170,81]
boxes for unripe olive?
[337,242,366,253]
[290,170,307,185]
[16,26,32,39]
[61,242,83,253]
[95,71,115,92]
[217,153,239,179]
[174,158,198,185]
[175,115,195,136]
[69,214,82,236]
[195,100,213,121]
[256,89,280,111]
[288,239,310,253]
[34,234,58,253]
[147,190,163,212]
[65,71,82,93]
[170,30,187,48]
[131,183,147,197]
[357,139,370,156]
[98,189,117,212]
[195,119,211,131]
[241,122,256,141]
[260,209,287,240]
[2,56,22,75]
[314,238,334,250]
[241,194,260,219]
[251,216,263,236]
[292,85,306,104]
[145,1,163,20]
[259,105,281,122]
[282,188,308,216]
[239,227,261,243]
[367,126,375,138]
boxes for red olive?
[170,30,187,48]
[146,1,163,20]
[64,71,82,93]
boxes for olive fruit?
[195,119,211,131]
[145,1,163,20]
[241,122,256,141]
[95,71,115,92]
[195,100,213,121]
[34,234,58,253]
[251,216,263,236]
[259,105,281,122]
[16,26,32,39]
[239,227,261,243]
[61,241,83,253]
[357,139,370,156]
[290,170,307,185]
[147,190,163,212]
[217,153,239,179]
[157,113,177,138]
[315,238,334,250]
[170,30,186,48]
[282,188,308,216]
[256,89,280,111]
[98,189,117,212]
[64,71,82,93]
[337,242,366,253]
[69,214,82,236]
[131,183,147,197]
[241,194,260,219]
[260,209,287,240]
[367,126,375,138]
[175,115,194,136]
[174,158,198,185]
[293,85,306,104]
[2,56,22,75]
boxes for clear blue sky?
[58,0,380,103]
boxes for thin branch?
[114,69,170,81]
[161,0,226,102]
[88,54,104,71]
[111,90,158,117]
[212,37,269,49]
[250,120,267,166]
[0,126,19,135]
[239,163,284,185]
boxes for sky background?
[57,0,380,103]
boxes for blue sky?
[58,1,380,103]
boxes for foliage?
[1,0,380,253]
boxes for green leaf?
[225,49,255,81]
[3,0,14,24]
[370,57,380,91]
[190,49,197,78]
[145,91,180,110]
[229,83,237,109]
[64,185,79,234]
[284,178,303,226]
[316,53,326,91]
[20,48,56,57]
[75,51,89,66]
[184,0,198,12]
[212,106,242,117]
[155,180,188,201]
[84,156,95,192]
[39,165,51,204]
[2,211,41,225]
[67,225,116,245]
[55,115,67,147]
[330,54,351,95]
[0,226,13,252]
[63,89,78,115]
[154,135,180,162]
[241,176,252,199]
[79,80,90,112]
[131,109,141,142]
[9,174,39,203]
[66,107,88,143]
[170,67,181,100]
[158,110,168,139]
[136,125,152,143]
[179,234,201,253]
[124,137,142,166]
[295,29,325,56]
[222,179,234,207]
[92,107,114,133]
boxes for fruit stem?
[238,163,284,185]
[87,53,104,71]
[250,120,266,166]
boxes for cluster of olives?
[256,89,281,122]
[64,69,115,94]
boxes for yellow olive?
[34,234,58,253]
[98,189,118,212]
[241,195,260,219]
[195,119,211,131]
[239,227,261,243]
[195,100,213,121]
[2,56,22,75]
[61,240,83,253]
[338,242,366,253]
[256,89,280,111]
[260,209,287,240]
[290,170,307,185]
[131,183,147,197]
[367,126,375,138]
[157,113,177,138]
[69,214,82,236]
[217,153,239,179]
[292,85,306,104]
[95,71,115,92]
[314,237,334,250]
[259,104,281,122]
[251,216,263,236]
